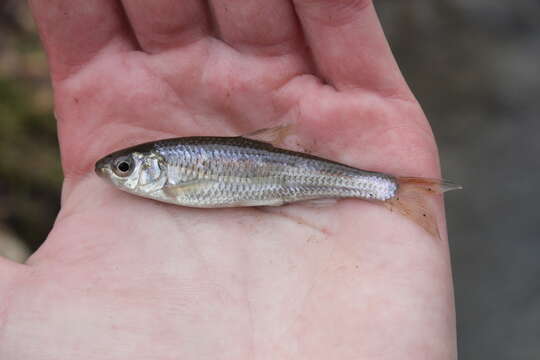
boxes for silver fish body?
[95,137,398,207]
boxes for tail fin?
[383,177,462,238]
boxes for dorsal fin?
[241,123,294,146]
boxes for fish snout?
[95,156,112,177]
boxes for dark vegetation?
[0,0,61,253]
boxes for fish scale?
[147,137,398,206]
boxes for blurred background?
[0,0,538,358]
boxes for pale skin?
[0,0,456,359]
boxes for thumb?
[0,256,26,299]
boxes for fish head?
[95,149,167,195]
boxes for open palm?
[0,1,455,359]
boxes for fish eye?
[118,161,130,172]
[113,156,134,177]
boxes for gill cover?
[134,153,167,193]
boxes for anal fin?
[298,198,339,207]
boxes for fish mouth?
[95,156,112,178]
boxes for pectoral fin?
[163,180,212,198]
[229,199,285,207]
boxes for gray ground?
[377,1,540,358]
[1,1,539,358]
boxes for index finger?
[29,0,137,81]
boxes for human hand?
[0,1,455,358]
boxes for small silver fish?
[95,129,460,235]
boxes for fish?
[95,127,461,236]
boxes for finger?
[293,0,409,96]
[28,0,136,81]
[120,0,209,53]
[209,0,302,56]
